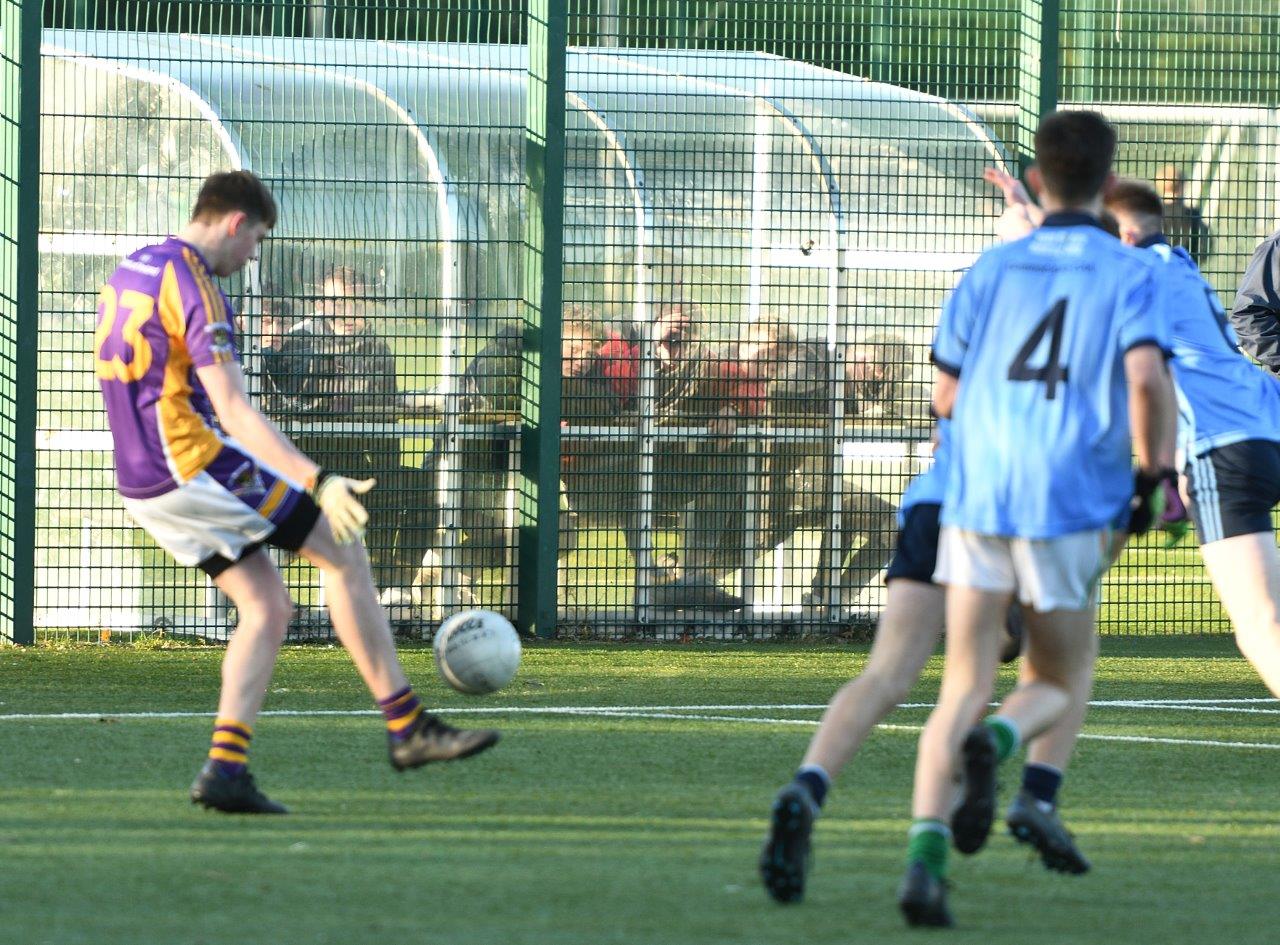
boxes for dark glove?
[1129,468,1188,541]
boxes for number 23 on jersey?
[94,284,155,383]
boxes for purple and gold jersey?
[95,237,239,498]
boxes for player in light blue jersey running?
[1105,179,1280,701]
[759,169,1112,910]
[760,420,1028,904]
[899,112,1180,928]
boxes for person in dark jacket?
[260,264,436,599]
[1231,229,1280,377]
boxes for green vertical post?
[0,0,40,644]
[518,0,567,638]
[1016,0,1060,173]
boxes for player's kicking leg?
[298,515,500,770]
[191,506,498,815]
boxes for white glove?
[310,470,375,544]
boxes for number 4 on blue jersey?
[932,213,1173,539]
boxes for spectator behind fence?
[440,306,641,586]
[1231,226,1280,378]
[448,302,705,604]
[846,331,914,420]
[668,317,897,611]
[1155,164,1212,266]
[443,306,897,614]
[260,264,436,608]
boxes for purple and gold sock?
[378,686,424,742]
[208,718,253,779]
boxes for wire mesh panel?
[38,43,234,638]
[1056,0,1280,634]
[36,18,527,640]
[560,7,1005,638]
[19,0,1280,641]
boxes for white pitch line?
[1096,704,1280,715]
[0,704,1277,751]
[592,711,1280,751]
[1075,732,1280,750]
[1089,697,1278,706]
[0,697,1275,722]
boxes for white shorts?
[122,453,316,575]
[933,526,1113,612]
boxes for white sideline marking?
[1096,704,1280,716]
[1089,698,1279,705]
[1,701,1278,751]
[0,697,1274,722]
[588,712,1280,752]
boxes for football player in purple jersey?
[95,171,498,814]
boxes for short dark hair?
[1098,209,1121,238]
[1034,111,1117,205]
[1104,178,1165,226]
[191,170,278,228]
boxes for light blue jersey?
[932,213,1172,539]
[1138,237,1280,459]
[899,419,950,525]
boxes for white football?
[433,609,522,695]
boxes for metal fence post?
[519,0,567,638]
[0,0,40,644]
[1016,0,1061,172]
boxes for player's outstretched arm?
[199,362,375,543]
[984,166,1043,242]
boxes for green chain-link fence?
[6,0,1278,642]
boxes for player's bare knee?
[839,672,903,718]
[267,586,295,630]
[308,532,369,577]
[865,665,916,709]
[241,586,293,635]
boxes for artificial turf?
[0,635,1274,945]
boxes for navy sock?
[795,765,830,808]
[1022,762,1063,807]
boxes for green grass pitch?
[1,635,1276,944]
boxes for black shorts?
[199,494,322,578]
[1185,439,1280,545]
[885,502,941,585]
